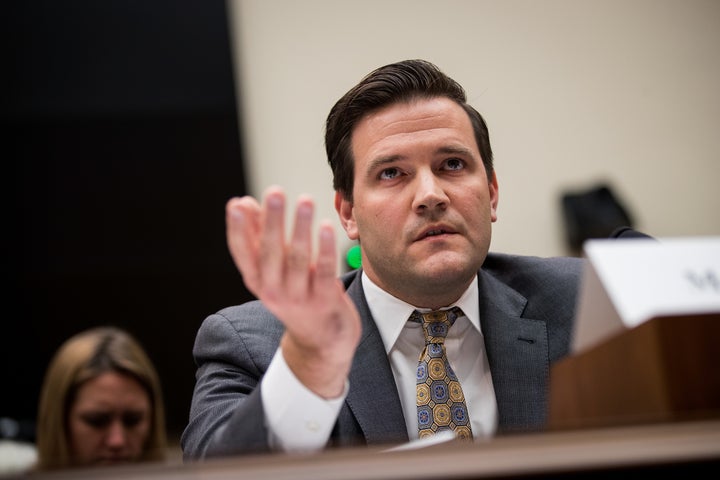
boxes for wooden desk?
[22,419,720,480]
[549,313,720,430]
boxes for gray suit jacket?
[181,252,584,460]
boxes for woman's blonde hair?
[35,326,167,470]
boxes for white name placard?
[571,236,720,353]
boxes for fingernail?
[298,202,312,218]
[320,227,333,241]
[267,194,283,210]
[229,206,244,221]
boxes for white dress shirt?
[262,271,498,453]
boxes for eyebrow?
[366,155,402,173]
[366,144,475,173]
[436,145,474,157]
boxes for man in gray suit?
[181,59,583,459]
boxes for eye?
[122,412,145,428]
[81,413,112,429]
[378,167,400,180]
[444,158,465,171]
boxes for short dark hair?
[325,59,494,201]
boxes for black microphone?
[609,226,654,240]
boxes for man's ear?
[489,171,499,223]
[335,191,359,240]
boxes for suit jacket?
[181,252,584,460]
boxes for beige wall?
[226,0,720,265]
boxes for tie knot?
[411,307,463,344]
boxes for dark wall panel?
[4,0,253,442]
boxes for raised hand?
[225,186,361,398]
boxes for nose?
[105,420,129,449]
[411,169,448,213]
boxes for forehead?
[72,371,150,409]
[351,97,476,157]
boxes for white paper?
[571,236,720,353]
[382,430,457,452]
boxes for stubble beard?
[368,248,481,307]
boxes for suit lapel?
[476,269,551,431]
[337,267,553,441]
[343,272,409,446]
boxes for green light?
[346,244,362,269]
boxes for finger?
[259,186,287,299]
[313,220,339,294]
[226,196,262,293]
[286,195,314,301]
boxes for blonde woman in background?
[36,326,167,471]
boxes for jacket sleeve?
[180,303,283,460]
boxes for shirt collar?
[361,271,481,354]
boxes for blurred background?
[230,0,720,260]
[4,0,720,446]
[4,0,249,444]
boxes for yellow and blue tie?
[413,307,473,441]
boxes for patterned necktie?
[413,307,473,441]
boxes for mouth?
[416,226,456,241]
[95,456,132,465]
